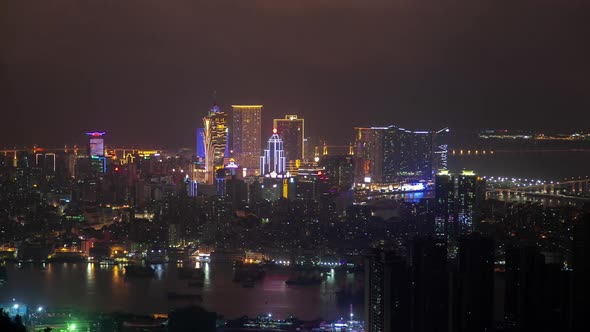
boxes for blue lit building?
[196,128,205,159]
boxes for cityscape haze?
[1,1,590,332]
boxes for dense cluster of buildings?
[1,101,589,332]
[364,213,589,332]
[191,102,448,204]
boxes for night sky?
[1,0,589,148]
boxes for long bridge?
[487,176,590,204]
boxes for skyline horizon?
[2,120,588,150]
[3,1,589,148]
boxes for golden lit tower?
[203,102,228,184]
[232,105,262,172]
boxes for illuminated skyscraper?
[203,103,228,183]
[353,125,434,184]
[353,127,375,183]
[86,131,106,174]
[434,169,485,258]
[365,249,411,332]
[260,129,286,176]
[457,170,485,235]
[86,131,106,157]
[273,115,304,168]
[318,155,354,191]
[433,127,451,171]
[196,128,205,159]
[232,105,262,171]
[434,170,456,238]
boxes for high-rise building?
[457,170,485,235]
[86,131,106,157]
[411,237,449,332]
[452,234,494,332]
[196,128,205,159]
[35,152,56,175]
[573,209,590,330]
[353,127,375,183]
[365,249,411,332]
[353,125,434,184]
[435,169,485,257]
[232,105,262,172]
[303,136,315,162]
[382,127,433,182]
[273,115,304,167]
[203,103,229,184]
[318,155,354,191]
[435,170,457,253]
[433,127,451,171]
[504,246,546,331]
[260,129,286,176]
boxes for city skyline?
[1,2,590,331]
[2,1,589,148]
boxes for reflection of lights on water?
[86,263,95,286]
[154,264,164,280]
[204,262,210,283]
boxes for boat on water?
[124,265,155,277]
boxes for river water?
[0,262,363,321]
[448,149,590,180]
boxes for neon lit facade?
[203,103,228,183]
[196,128,205,159]
[260,129,286,176]
[86,131,106,157]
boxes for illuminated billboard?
[86,132,106,157]
[89,138,104,156]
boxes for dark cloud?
[1,0,589,148]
